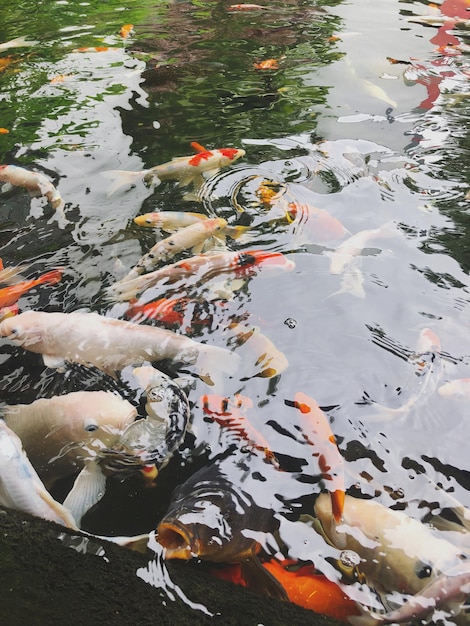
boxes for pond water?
[1,0,470,622]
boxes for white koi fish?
[0,164,66,226]
[0,310,240,386]
[134,210,209,231]
[314,493,470,626]
[439,378,470,399]
[329,222,399,275]
[0,36,38,52]
[119,217,228,283]
[102,145,246,196]
[0,420,77,528]
[3,391,137,488]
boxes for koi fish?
[226,322,289,379]
[0,269,62,308]
[125,296,220,333]
[3,390,137,489]
[0,36,38,52]
[157,460,288,600]
[119,24,134,38]
[107,249,295,301]
[329,222,399,275]
[201,393,279,467]
[286,202,349,245]
[253,59,280,70]
[102,145,245,196]
[117,217,228,283]
[439,378,470,399]
[72,46,120,53]
[0,164,66,224]
[0,420,77,529]
[361,328,443,421]
[134,211,209,230]
[0,304,18,322]
[0,258,28,285]
[227,4,268,10]
[100,367,190,477]
[0,310,240,386]
[211,558,360,622]
[0,128,9,133]
[291,392,344,522]
[314,493,470,626]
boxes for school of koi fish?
[1,1,470,625]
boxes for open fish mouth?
[157,520,200,560]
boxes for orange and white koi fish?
[118,217,228,283]
[102,143,246,196]
[0,268,62,308]
[72,46,120,53]
[107,249,295,301]
[202,393,279,467]
[125,296,222,333]
[291,392,344,522]
[314,494,470,626]
[0,164,66,224]
[253,58,280,70]
[0,310,240,386]
[438,378,470,399]
[119,24,134,38]
[134,210,209,230]
[329,222,398,275]
[0,420,77,529]
[0,36,38,52]
[226,322,289,379]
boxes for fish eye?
[84,420,99,433]
[415,562,433,579]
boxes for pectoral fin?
[42,354,66,369]
[240,555,288,601]
[63,461,107,526]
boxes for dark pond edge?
[0,505,346,626]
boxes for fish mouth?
[157,521,200,560]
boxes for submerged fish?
[101,366,190,475]
[291,392,344,522]
[125,296,220,332]
[0,310,240,385]
[102,145,245,196]
[107,249,295,301]
[0,164,66,224]
[201,393,279,467]
[226,322,289,379]
[211,558,360,622]
[0,36,38,52]
[118,217,228,283]
[438,378,470,399]
[3,390,137,489]
[0,269,62,308]
[157,461,288,600]
[285,202,349,245]
[314,493,470,625]
[134,211,209,231]
[0,420,77,528]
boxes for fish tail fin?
[36,487,78,529]
[101,169,145,196]
[196,345,241,387]
[62,461,107,526]
[47,198,69,229]
[38,269,63,286]
[223,225,251,240]
[331,489,345,523]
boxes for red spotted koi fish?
[102,143,245,196]
[107,249,295,301]
[0,269,62,308]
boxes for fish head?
[58,391,137,453]
[158,475,258,563]
[234,250,295,276]
[0,310,44,348]
[217,148,246,167]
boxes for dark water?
[1,0,470,621]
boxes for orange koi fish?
[291,392,345,522]
[125,296,220,333]
[73,46,120,53]
[0,128,9,134]
[119,24,134,38]
[202,393,279,467]
[253,58,280,70]
[286,202,348,245]
[211,559,360,622]
[107,249,295,301]
[0,269,62,308]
